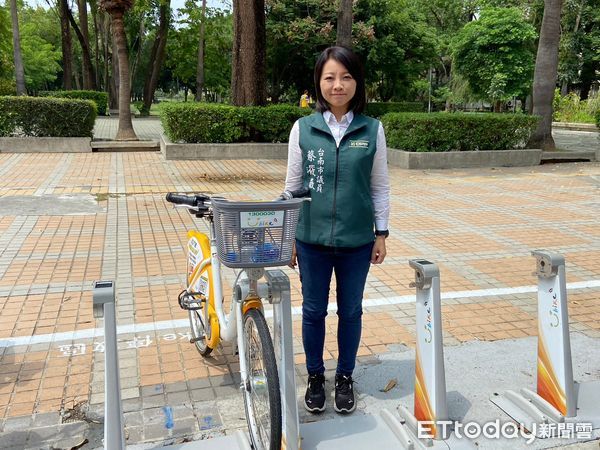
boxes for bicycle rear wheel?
[188,304,212,356]
[242,308,282,450]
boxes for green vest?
[295,112,379,247]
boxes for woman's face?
[319,58,356,115]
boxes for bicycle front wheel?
[242,308,282,450]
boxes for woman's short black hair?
[313,46,366,115]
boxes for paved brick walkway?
[93,117,164,141]
[0,153,599,448]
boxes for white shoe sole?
[304,401,326,413]
[334,401,356,414]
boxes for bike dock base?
[491,381,600,438]
[300,410,408,449]
[156,430,251,450]
[299,410,475,450]
[153,409,477,450]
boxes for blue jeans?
[295,239,374,376]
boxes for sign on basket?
[240,211,284,228]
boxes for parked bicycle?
[166,189,308,450]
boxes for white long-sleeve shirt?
[284,111,390,231]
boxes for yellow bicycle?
[166,190,307,450]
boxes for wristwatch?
[375,230,389,238]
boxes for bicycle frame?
[185,211,267,396]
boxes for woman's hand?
[288,241,297,269]
[371,236,387,264]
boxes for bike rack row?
[93,250,600,449]
[490,251,600,437]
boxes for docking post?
[533,251,576,417]
[266,269,300,450]
[93,280,126,450]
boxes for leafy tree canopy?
[355,0,438,101]
[20,20,62,91]
[0,5,13,79]
[263,0,437,102]
[451,7,537,102]
[558,0,600,89]
[1,3,62,91]
[164,3,233,97]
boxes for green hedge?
[0,96,97,137]
[239,104,312,142]
[381,112,540,152]
[161,103,244,143]
[160,103,311,143]
[364,102,425,118]
[596,110,600,130]
[39,90,108,116]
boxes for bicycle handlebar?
[165,193,197,206]
[277,187,311,201]
[167,189,311,207]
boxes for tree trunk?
[141,0,170,115]
[91,3,101,88]
[77,0,95,89]
[130,21,145,97]
[579,59,596,100]
[527,0,563,151]
[97,10,108,90]
[59,0,74,90]
[231,0,266,106]
[336,0,353,48]
[111,11,137,140]
[9,0,26,95]
[109,23,119,110]
[526,94,533,114]
[67,3,97,90]
[195,0,207,101]
[73,63,81,89]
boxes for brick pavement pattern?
[0,151,599,448]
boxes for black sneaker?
[304,373,326,413]
[334,374,356,414]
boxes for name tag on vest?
[349,140,369,148]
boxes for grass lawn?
[131,99,183,116]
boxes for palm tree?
[527,0,563,150]
[99,0,138,140]
[9,0,26,95]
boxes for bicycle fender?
[187,230,220,349]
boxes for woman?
[300,89,311,108]
[284,46,390,415]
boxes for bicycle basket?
[211,198,304,268]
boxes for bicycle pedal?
[178,290,205,311]
[190,336,204,343]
